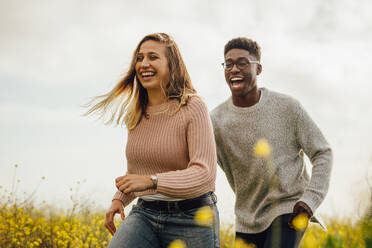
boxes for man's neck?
[232,88,261,107]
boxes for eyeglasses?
[221,59,260,71]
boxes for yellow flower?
[194,206,214,226]
[235,238,256,248]
[253,139,271,158]
[14,164,18,168]
[168,239,187,248]
[292,213,309,231]
[302,233,317,247]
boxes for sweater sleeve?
[295,102,333,213]
[112,190,136,207]
[155,98,217,198]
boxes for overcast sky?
[1,0,372,222]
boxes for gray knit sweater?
[211,88,333,233]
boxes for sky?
[1,0,372,223]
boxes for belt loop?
[157,200,161,214]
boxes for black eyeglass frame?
[221,59,260,71]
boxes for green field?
[1,167,371,247]
[1,199,371,247]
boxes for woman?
[85,33,219,248]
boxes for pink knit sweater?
[113,96,217,207]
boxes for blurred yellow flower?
[14,164,18,168]
[292,213,309,231]
[168,239,187,248]
[253,139,271,158]
[194,206,214,226]
[302,234,317,247]
[234,238,256,248]
[41,176,46,180]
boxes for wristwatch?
[150,175,158,189]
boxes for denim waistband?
[136,191,217,212]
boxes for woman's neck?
[147,88,167,106]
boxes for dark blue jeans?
[236,214,305,248]
[108,194,220,248]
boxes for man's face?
[224,48,261,97]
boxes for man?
[211,37,333,248]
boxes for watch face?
[151,175,157,187]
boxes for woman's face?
[135,40,170,90]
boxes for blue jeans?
[108,194,220,248]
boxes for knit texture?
[113,96,217,207]
[211,88,333,233]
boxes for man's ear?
[256,63,262,75]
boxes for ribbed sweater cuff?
[299,192,321,214]
[112,191,136,207]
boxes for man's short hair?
[224,37,261,61]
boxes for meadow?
[1,164,371,248]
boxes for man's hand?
[288,201,313,229]
[105,200,125,235]
[116,174,154,194]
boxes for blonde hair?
[84,33,197,130]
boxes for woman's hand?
[116,174,154,193]
[105,199,125,235]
